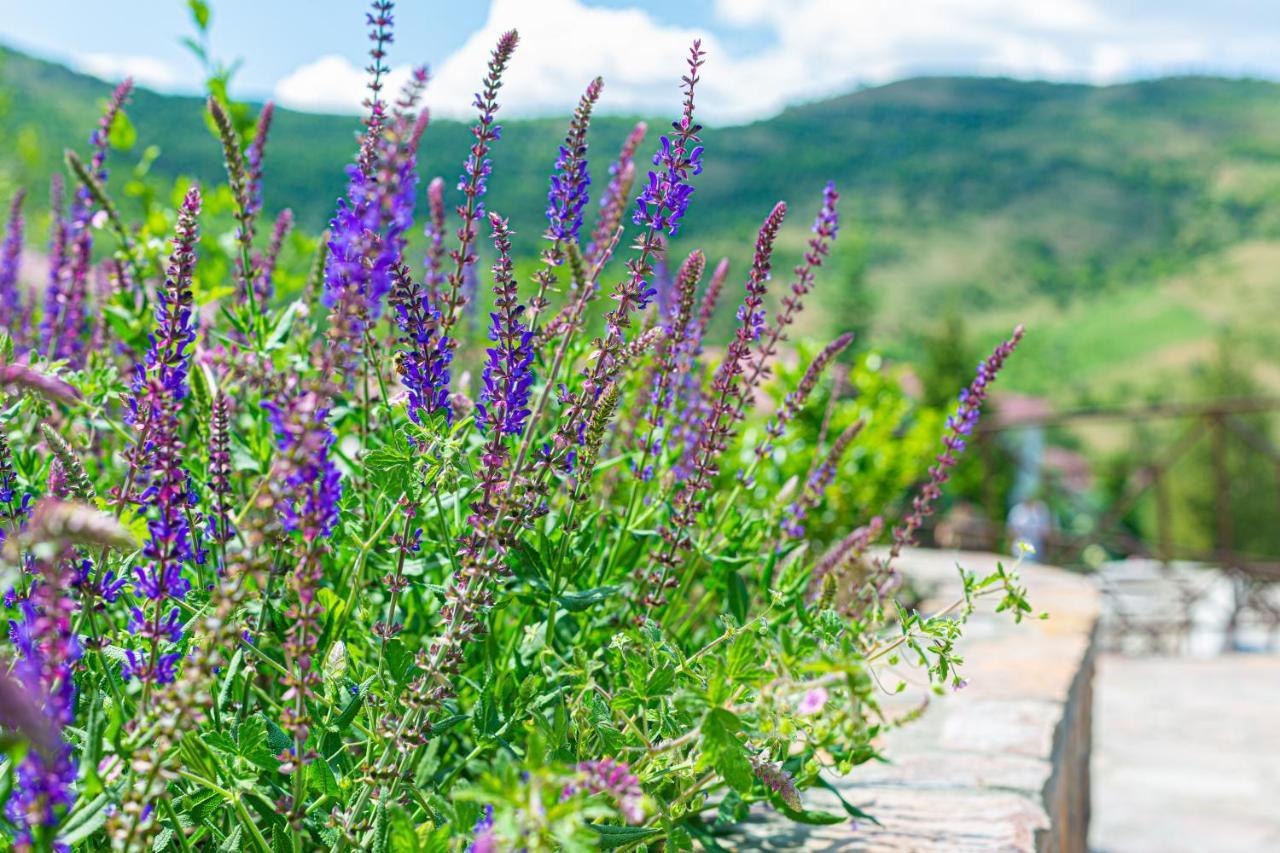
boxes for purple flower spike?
[878,326,1026,595]
[0,189,25,334]
[545,77,603,244]
[441,29,519,331]
[389,263,453,425]
[6,549,82,849]
[124,187,203,686]
[633,41,706,237]
[477,213,534,438]
[585,121,646,271]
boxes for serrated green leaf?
[701,708,754,794]
[239,714,275,771]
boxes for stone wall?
[728,548,1100,851]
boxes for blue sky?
[4,0,1280,123]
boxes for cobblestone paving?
[1091,654,1280,852]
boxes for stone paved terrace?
[1091,653,1280,852]
[725,548,1100,851]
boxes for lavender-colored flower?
[320,7,424,321]
[751,756,801,810]
[545,77,603,243]
[262,388,343,761]
[389,262,453,425]
[441,30,519,331]
[0,189,25,332]
[633,251,704,480]
[254,207,293,306]
[797,687,829,716]
[0,362,81,407]
[561,758,646,825]
[467,805,496,853]
[781,418,864,540]
[123,187,202,687]
[423,176,447,307]
[263,392,342,545]
[48,79,132,365]
[737,184,840,420]
[633,42,705,237]
[637,203,786,609]
[39,177,69,355]
[6,547,81,850]
[0,427,32,546]
[758,332,854,461]
[585,122,646,271]
[208,392,235,545]
[244,101,275,218]
[890,326,1025,560]
[477,213,535,438]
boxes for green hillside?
[3,44,1279,404]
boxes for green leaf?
[263,715,293,753]
[587,824,662,848]
[558,585,620,612]
[333,691,364,730]
[238,714,275,771]
[264,300,303,352]
[813,776,881,825]
[61,793,113,845]
[769,794,846,826]
[701,709,754,794]
[187,0,211,30]
[387,805,421,852]
[308,757,341,798]
[107,110,136,151]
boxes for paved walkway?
[1091,654,1280,852]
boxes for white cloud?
[270,0,1252,124]
[275,55,417,114]
[76,53,180,90]
[275,0,711,119]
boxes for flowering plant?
[0,4,1028,850]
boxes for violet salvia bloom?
[637,250,704,465]
[244,101,275,218]
[0,189,25,332]
[545,77,603,243]
[759,331,855,461]
[0,428,32,546]
[126,187,202,429]
[6,549,81,850]
[123,188,202,686]
[208,392,235,545]
[561,758,646,825]
[389,262,453,424]
[887,326,1025,561]
[52,79,132,365]
[254,207,294,306]
[751,756,801,810]
[633,41,706,237]
[441,30,519,332]
[638,203,785,609]
[585,122,646,271]
[321,7,423,320]
[39,177,69,354]
[262,389,342,760]
[423,176,447,307]
[263,392,343,545]
[467,805,497,853]
[477,213,534,438]
[781,418,864,540]
[737,183,840,419]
